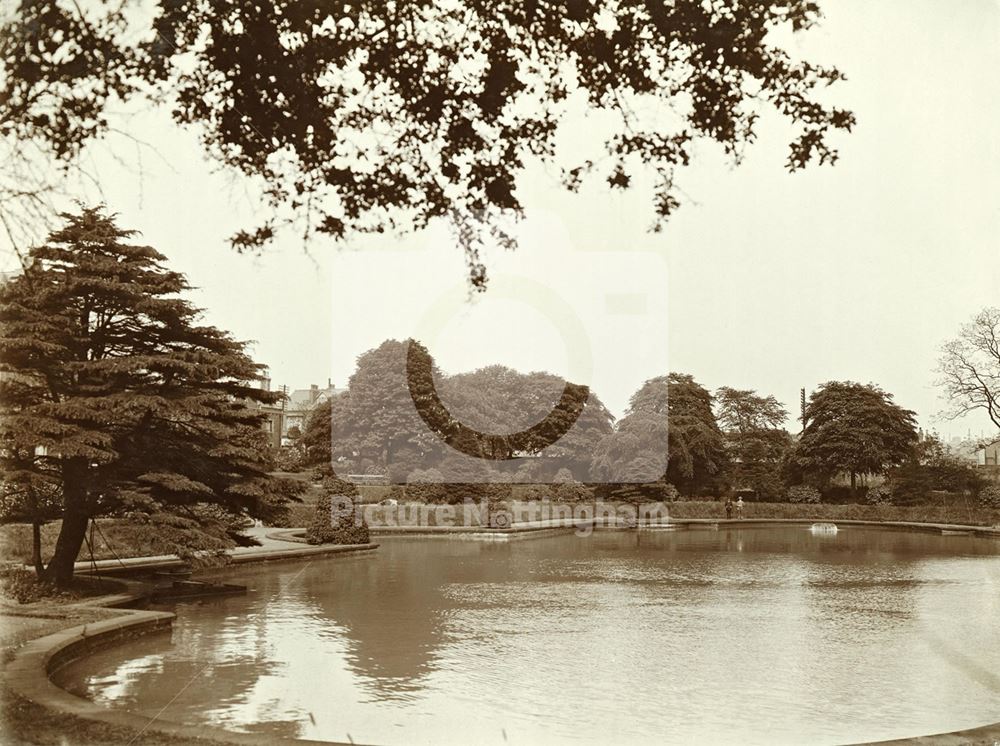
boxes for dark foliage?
[789,381,918,492]
[664,374,728,494]
[306,491,370,545]
[2,1,854,287]
[715,386,791,500]
[302,338,614,482]
[887,436,986,505]
[0,207,301,583]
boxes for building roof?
[286,384,347,412]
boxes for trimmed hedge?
[787,485,821,504]
[305,493,370,545]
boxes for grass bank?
[663,501,1000,526]
[334,499,1000,529]
[0,521,165,567]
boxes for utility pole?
[280,384,288,443]
[800,388,807,435]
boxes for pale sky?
[5,0,1000,434]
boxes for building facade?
[257,378,346,449]
[976,438,1000,468]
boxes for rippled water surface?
[54,528,1000,745]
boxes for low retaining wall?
[74,541,380,577]
[273,518,1000,542]
[642,517,1000,538]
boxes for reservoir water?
[53,527,1000,744]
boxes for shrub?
[515,484,556,501]
[978,484,1000,509]
[605,481,678,505]
[1,567,57,603]
[866,484,893,506]
[890,463,985,505]
[787,485,821,504]
[0,567,113,603]
[272,444,305,472]
[820,485,861,504]
[305,493,370,545]
[556,483,595,502]
[473,482,514,506]
[552,470,598,502]
[552,468,575,483]
[404,469,449,502]
[662,483,681,502]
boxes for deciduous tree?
[790,381,917,495]
[440,365,614,479]
[937,307,1000,432]
[715,387,791,500]
[302,342,614,482]
[594,374,726,494]
[2,1,854,285]
[887,435,984,504]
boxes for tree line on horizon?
[2,210,998,588]
[292,339,991,506]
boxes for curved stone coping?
[270,520,604,543]
[273,517,1000,541]
[70,541,380,577]
[641,517,1000,537]
[267,529,308,543]
[4,607,363,745]
[71,577,155,609]
[444,527,576,542]
[221,542,380,563]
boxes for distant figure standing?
[735,496,745,520]
[725,498,734,520]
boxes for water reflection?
[53,528,1000,745]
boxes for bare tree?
[937,307,1000,432]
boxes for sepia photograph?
[0,1,998,744]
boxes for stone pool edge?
[5,523,999,746]
[4,542,380,745]
[268,517,1000,541]
[3,606,366,745]
[69,540,381,577]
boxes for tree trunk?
[850,471,857,496]
[31,520,44,577]
[44,461,90,586]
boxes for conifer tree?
[0,207,299,584]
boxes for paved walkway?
[72,526,377,576]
